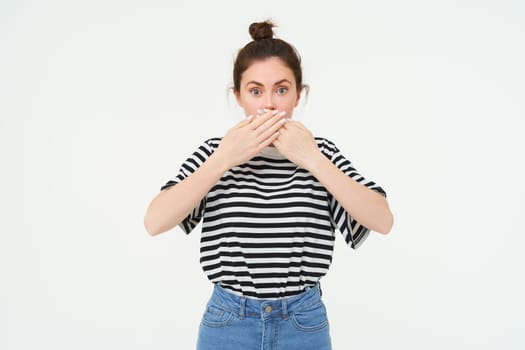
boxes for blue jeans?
[196,284,332,350]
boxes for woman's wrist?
[207,151,232,175]
[306,151,331,177]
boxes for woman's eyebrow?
[245,81,264,87]
[245,79,292,87]
[273,79,292,86]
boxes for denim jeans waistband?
[208,283,323,320]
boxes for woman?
[144,20,393,350]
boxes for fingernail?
[279,111,286,117]
[272,110,279,115]
[257,109,263,115]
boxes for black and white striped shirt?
[161,137,386,299]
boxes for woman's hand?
[273,120,324,171]
[275,120,393,234]
[213,110,287,169]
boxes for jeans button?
[264,305,272,313]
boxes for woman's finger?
[234,115,254,129]
[257,117,287,143]
[254,111,287,135]
[249,109,282,130]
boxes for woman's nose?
[263,94,275,111]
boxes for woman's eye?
[250,88,261,96]
[277,87,288,94]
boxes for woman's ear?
[234,89,241,106]
[296,84,308,107]
[295,93,301,107]
[294,86,303,107]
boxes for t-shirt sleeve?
[319,138,387,249]
[160,139,218,234]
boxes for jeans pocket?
[201,303,235,328]
[291,301,329,332]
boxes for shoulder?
[314,137,340,157]
[197,137,222,153]
[203,137,222,147]
[185,137,222,160]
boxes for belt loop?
[281,298,289,320]
[239,296,246,319]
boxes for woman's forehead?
[241,58,295,86]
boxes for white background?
[2,0,524,349]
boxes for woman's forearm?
[309,154,393,234]
[144,153,229,236]
[144,113,287,236]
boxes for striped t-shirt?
[161,137,386,299]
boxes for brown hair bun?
[233,19,303,94]
[249,20,275,41]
